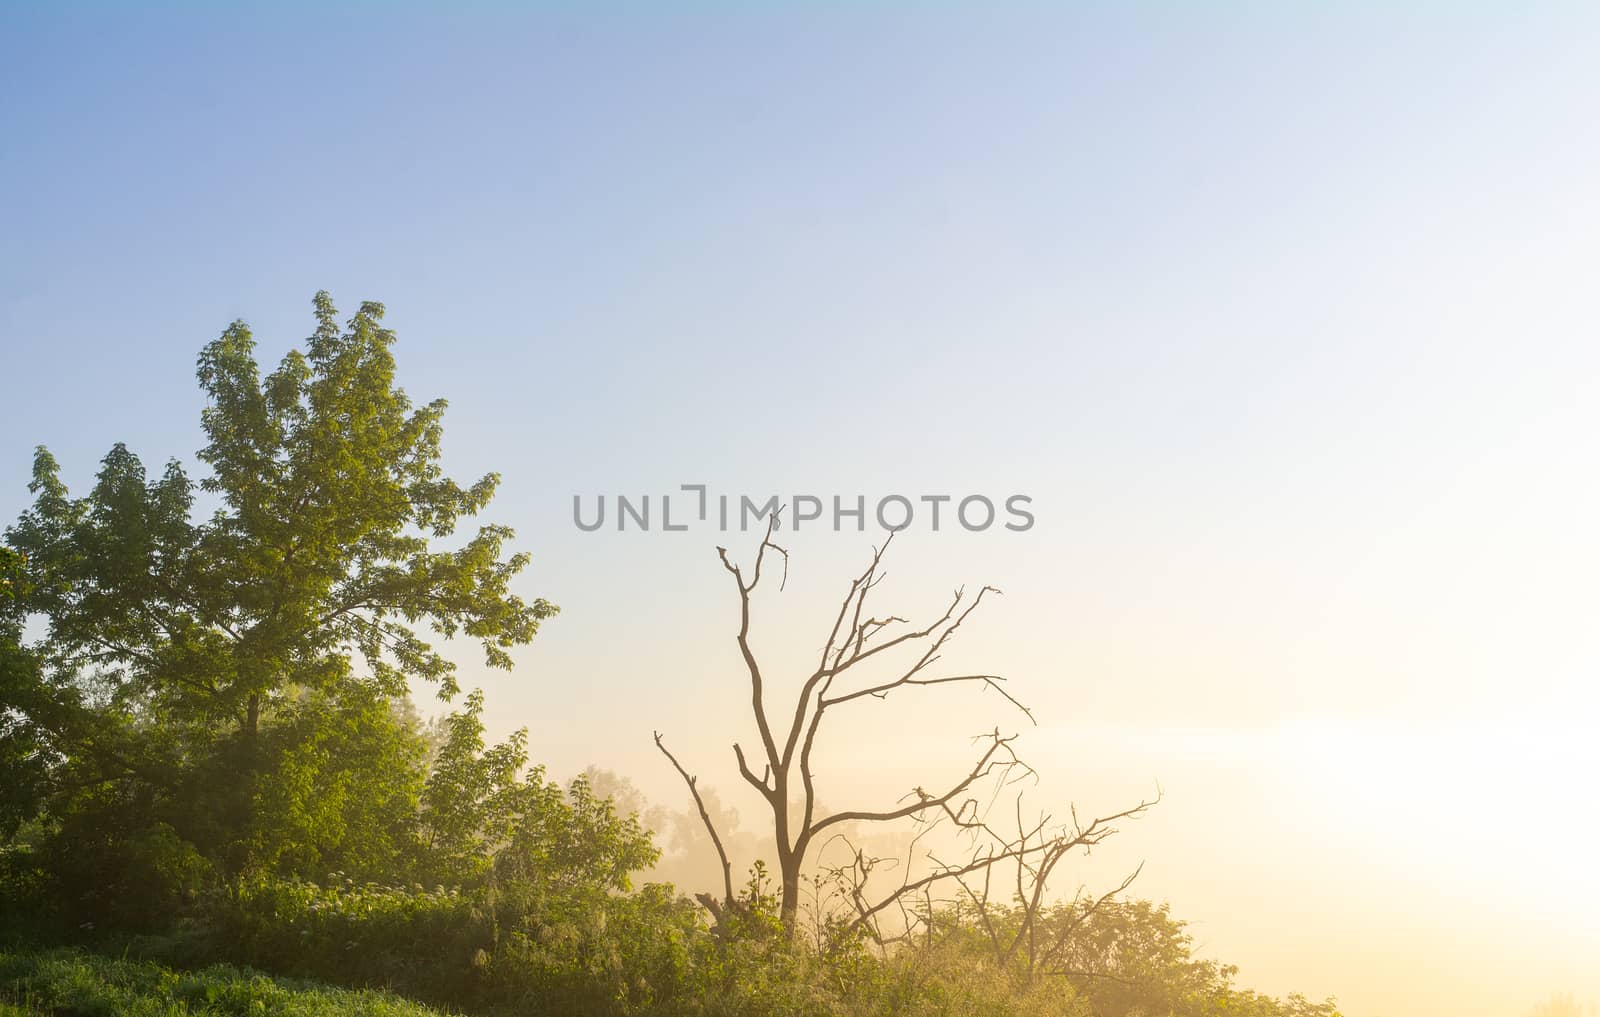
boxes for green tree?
[419,688,530,881]
[4,292,556,884]
[417,688,658,891]
[245,685,428,881]
[0,545,50,839]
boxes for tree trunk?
[779,860,801,932]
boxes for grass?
[0,947,455,1017]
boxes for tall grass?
[0,948,454,1017]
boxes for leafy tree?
[418,689,658,894]
[245,685,428,882]
[0,546,23,605]
[4,292,556,884]
[0,546,50,839]
[419,688,530,881]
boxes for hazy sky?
[4,5,1599,1016]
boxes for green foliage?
[10,291,560,724]
[0,947,452,1016]
[3,292,555,913]
[418,689,528,882]
[188,874,697,1015]
[246,688,427,883]
[156,695,680,1016]
[205,878,485,1003]
[0,548,50,841]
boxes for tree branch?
[654,731,734,910]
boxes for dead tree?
[655,516,1154,936]
[942,795,1155,986]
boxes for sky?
[4,4,1599,1015]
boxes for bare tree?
[656,516,1157,937]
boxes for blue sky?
[5,6,1600,1015]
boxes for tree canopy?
[3,292,556,880]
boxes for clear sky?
[4,5,1599,1016]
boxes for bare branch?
[809,729,1025,838]
[654,731,734,910]
[715,510,787,778]
[821,672,1034,724]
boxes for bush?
[193,876,704,1016]
[202,878,487,1007]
